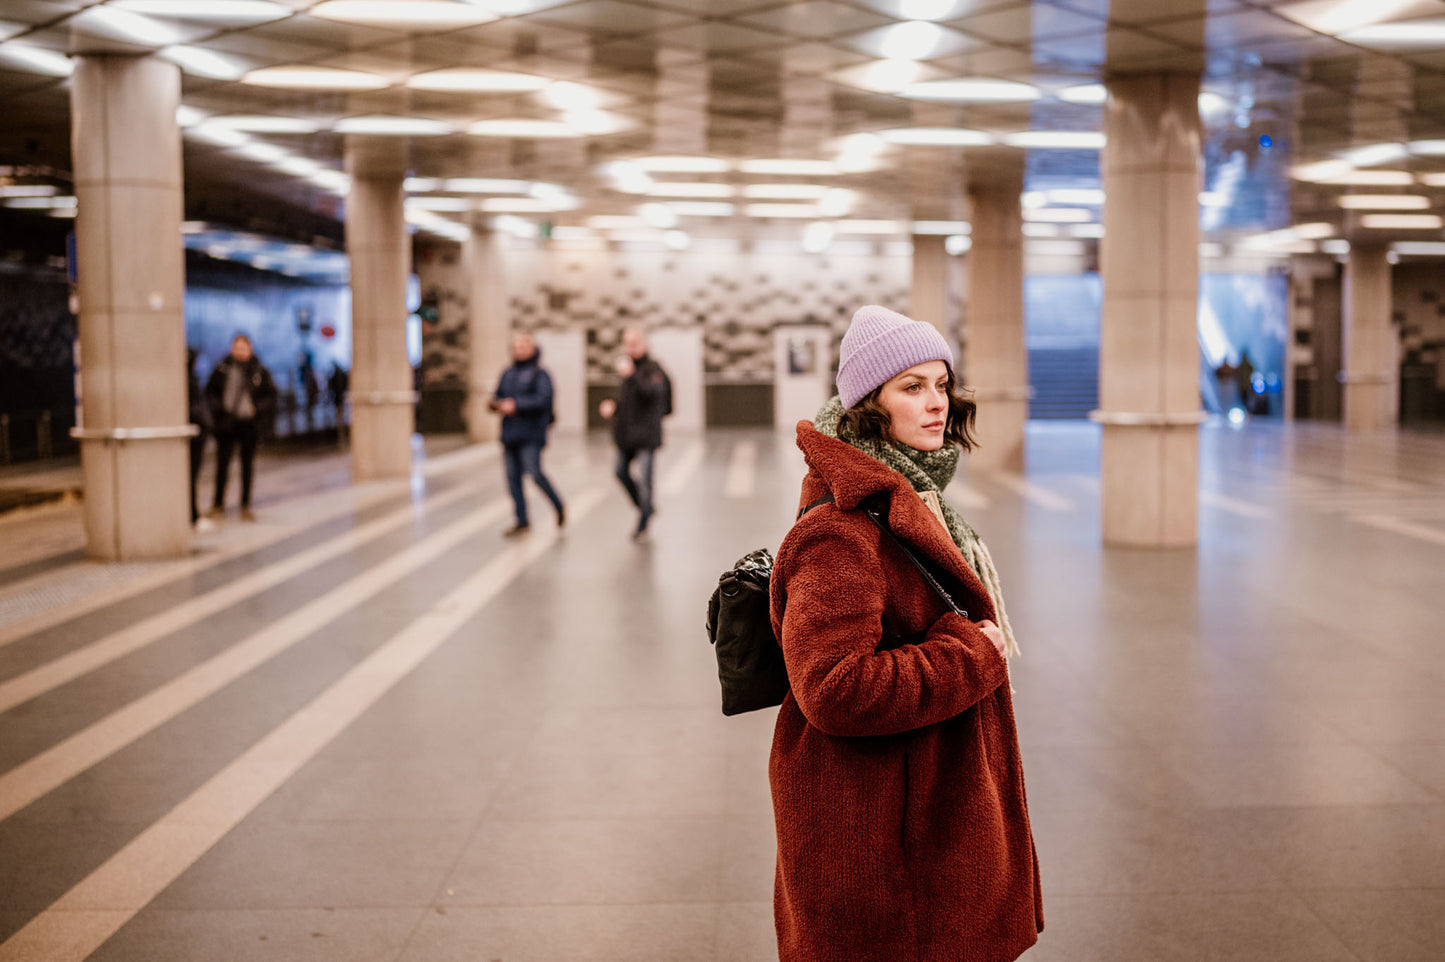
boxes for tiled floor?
[0,421,1442,961]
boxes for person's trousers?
[189,430,206,523]
[214,419,259,509]
[503,441,564,525]
[615,446,656,518]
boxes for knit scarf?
[814,396,1020,661]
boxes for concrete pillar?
[1095,72,1206,548]
[1341,243,1395,432]
[463,226,510,444]
[964,153,1029,472]
[345,139,413,480]
[69,55,192,560]
[910,233,948,331]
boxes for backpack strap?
[860,494,967,620]
[797,492,835,520]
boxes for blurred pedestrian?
[205,334,276,522]
[327,363,349,435]
[598,327,671,539]
[186,348,213,531]
[490,333,565,537]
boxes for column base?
[967,396,1028,472]
[79,437,192,560]
[1098,420,1199,548]
[351,395,415,481]
[1342,380,1395,432]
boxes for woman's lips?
[922,421,944,431]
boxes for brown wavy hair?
[839,363,979,451]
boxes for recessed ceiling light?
[1292,223,1336,240]
[879,127,994,146]
[0,185,59,197]
[663,230,690,250]
[1005,131,1105,149]
[587,215,647,230]
[113,1,291,22]
[634,156,732,173]
[1288,0,1421,33]
[901,79,1039,102]
[446,178,531,193]
[310,170,350,192]
[1393,241,1445,255]
[159,45,248,79]
[801,221,834,253]
[1046,188,1105,205]
[877,20,946,60]
[335,116,453,135]
[203,115,319,134]
[1408,140,1445,156]
[1022,207,1093,222]
[912,220,970,235]
[176,105,207,127]
[467,119,580,138]
[307,1,497,27]
[1341,16,1445,43]
[666,202,735,217]
[406,196,471,211]
[1420,173,1445,187]
[945,234,970,255]
[275,156,321,175]
[1323,170,1415,186]
[648,182,736,198]
[563,110,630,136]
[742,184,827,200]
[4,195,75,208]
[1022,223,1060,237]
[1057,84,1106,104]
[899,0,963,18]
[843,59,926,93]
[834,220,903,235]
[640,203,679,229]
[542,81,601,111]
[745,203,823,218]
[1359,213,1443,229]
[1338,194,1429,209]
[244,66,389,89]
[1320,239,1351,255]
[479,197,558,213]
[740,159,838,176]
[74,6,185,45]
[234,141,288,162]
[1342,142,1409,167]
[406,68,546,91]
[188,123,251,147]
[0,42,73,76]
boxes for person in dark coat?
[598,327,671,539]
[768,305,1042,962]
[490,332,565,537]
[187,348,212,529]
[204,334,277,522]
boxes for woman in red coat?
[768,305,1043,961]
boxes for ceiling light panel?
[740,159,838,176]
[159,45,248,79]
[446,178,531,193]
[834,220,903,234]
[743,184,828,199]
[71,6,189,45]
[745,203,824,218]
[1359,214,1443,229]
[912,220,970,235]
[1022,207,1093,222]
[481,197,564,213]
[647,183,735,198]
[202,115,319,134]
[1341,16,1445,43]
[1342,143,1409,166]
[666,202,735,217]
[634,156,732,173]
[879,128,994,146]
[335,116,453,135]
[307,1,498,28]
[406,68,547,91]
[901,79,1039,102]
[1006,131,1106,149]
[0,42,74,76]
[112,1,291,22]
[468,119,581,138]
[243,66,390,89]
[1337,194,1429,209]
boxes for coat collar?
[794,421,994,620]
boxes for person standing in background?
[598,327,671,539]
[490,332,566,538]
[205,334,276,522]
[186,348,213,531]
[327,363,349,437]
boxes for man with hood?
[490,332,565,537]
[204,334,276,522]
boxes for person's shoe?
[204,506,225,520]
[504,522,531,538]
[240,507,257,523]
[633,508,652,540]
[556,506,566,528]
[194,516,218,533]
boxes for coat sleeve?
[778,518,1009,738]
[512,369,553,414]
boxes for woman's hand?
[599,398,617,418]
[977,619,1007,659]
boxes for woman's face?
[877,360,950,451]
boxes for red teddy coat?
[767,422,1043,962]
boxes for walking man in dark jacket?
[205,334,277,522]
[491,333,565,537]
[599,327,671,539]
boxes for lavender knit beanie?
[836,305,955,409]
